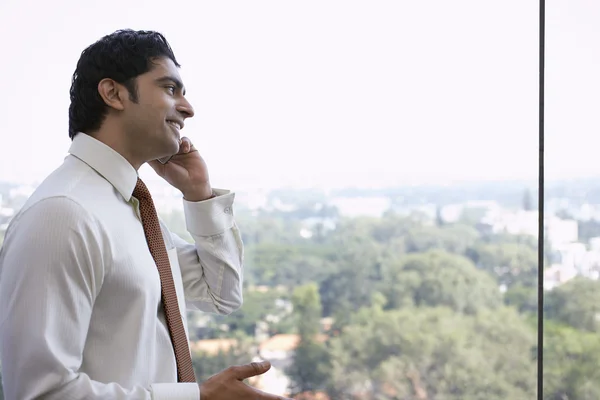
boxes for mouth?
[166,120,183,131]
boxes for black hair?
[68,29,180,139]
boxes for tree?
[466,242,538,288]
[286,340,330,397]
[544,320,600,399]
[191,334,254,384]
[325,306,536,399]
[404,224,479,255]
[318,234,383,320]
[245,243,336,288]
[219,288,293,337]
[286,284,330,395]
[381,250,502,314]
[545,277,600,332]
[291,284,322,339]
[504,283,537,314]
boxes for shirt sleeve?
[0,197,198,400]
[171,188,244,315]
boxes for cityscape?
[1,177,600,398]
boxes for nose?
[177,97,195,119]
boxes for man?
[0,29,289,400]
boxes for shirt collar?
[68,133,138,202]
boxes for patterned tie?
[133,178,196,383]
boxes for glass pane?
[544,1,600,399]
[0,1,539,399]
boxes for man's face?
[121,57,195,162]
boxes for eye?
[166,85,176,95]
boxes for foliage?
[191,334,255,384]
[326,305,536,399]
[287,340,330,396]
[246,243,337,288]
[219,288,293,337]
[466,242,538,288]
[504,283,538,314]
[545,277,600,332]
[544,320,600,399]
[380,250,502,314]
[184,205,600,399]
[287,284,330,395]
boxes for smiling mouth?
[166,120,182,130]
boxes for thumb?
[234,361,271,380]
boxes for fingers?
[179,136,195,153]
[244,373,294,400]
[232,361,271,380]
[251,387,293,400]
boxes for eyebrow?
[155,75,186,96]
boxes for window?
[1,1,592,399]
[543,1,600,399]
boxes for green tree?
[545,277,600,332]
[191,334,254,384]
[504,283,537,314]
[466,242,538,288]
[287,340,330,396]
[544,320,600,399]
[319,235,383,320]
[326,306,536,399]
[381,250,502,314]
[286,284,330,395]
[219,288,292,337]
[291,283,322,338]
[404,224,479,255]
[246,243,336,288]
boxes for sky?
[0,0,597,190]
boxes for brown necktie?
[133,178,196,383]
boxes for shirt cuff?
[151,382,199,400]
[182,188,235,237]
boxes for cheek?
[141,105,166,131]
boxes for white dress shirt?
[0,133,244,400]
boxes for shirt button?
[224,207,232,214]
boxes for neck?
[88,121,144,170]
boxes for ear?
[97,78,126,111]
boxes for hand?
[148,137,213,201]
[199,361,292,400]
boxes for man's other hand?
[199,360,293,400]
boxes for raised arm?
[167,189,244,315]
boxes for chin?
[165,138,181,155]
